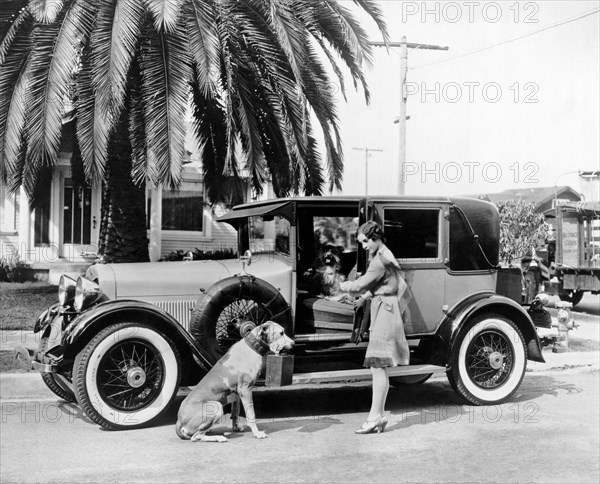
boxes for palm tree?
[0,0,387,262]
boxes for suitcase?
[265,354,294,387]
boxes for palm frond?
[0,12,33,183]
[143,0,184,33]
[23,0,96,198]
[75,48,108,184]
[190,77,245,206]
[351,0,389,43]
[265,0,308,90]
[185,0,219,98]
[107,0,145,113]
[140,18,192,188]
[0,5,31,64]
[28,0,64,23]
[88,0,143,181]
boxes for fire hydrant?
[551,301,580,353]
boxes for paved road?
[574,292,600,317]
[1,365,598,484]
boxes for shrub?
[0,254,23,282]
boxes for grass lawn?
[0,282,57,331]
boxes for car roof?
[228,195,488,210]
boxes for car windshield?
[249,216,291,256]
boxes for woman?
[339,221,409,434]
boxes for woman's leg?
[368,367,389,421]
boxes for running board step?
[291,364,446,385]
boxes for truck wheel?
[559,290,584,307]
[390,374,432,386]
[190,276,292,364]
[39,337,76,402]
[447,314,527,405]
[74,323,181,430]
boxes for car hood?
[85,256,292,302]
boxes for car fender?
[433,292,545,365]
[61,300,212,374]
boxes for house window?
[63,180,92,244]
[147,180,205,233]
[0,187,19,233]
[34,181,51,245]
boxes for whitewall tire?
[448,314,527,405]
[74,323,181,430]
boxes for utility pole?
[352,147,383,195]
[370,38,449,195]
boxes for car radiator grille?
[151,300,196,332]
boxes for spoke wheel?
[74,323,181,430]
[96,339,165,412]
[215,298,271,351]
[448,314,527,405]
[190,276,292,365]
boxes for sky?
[330,0,600,199]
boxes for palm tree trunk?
[98,112,149,263]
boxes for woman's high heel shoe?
[355,416,388,434]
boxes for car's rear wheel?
[190,276,292,364]
[74,323,181,430]
[447,314,527,405]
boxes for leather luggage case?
[265,354,294,387]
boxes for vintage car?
[15,196,549,430]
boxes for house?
[1,120,241,281]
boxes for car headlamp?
[74,277,103,312]
[58,275,77,307]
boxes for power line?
[410,8,600,71]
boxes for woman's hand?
[354,294,369,309]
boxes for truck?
[540,201,600,306]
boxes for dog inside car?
[316,246,354,304]
[176,321,294,443]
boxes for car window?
[313,217,359,253]
[249,216,290,256]
[383,208,440,261]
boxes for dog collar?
[244,333,271,356]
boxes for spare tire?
[190,275,292,364]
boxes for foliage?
[0,0,388,207]
[159,247,237,262]
[0,249,24,282]
[496,200,550,265]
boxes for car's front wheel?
[74,323,181,430]
[447,314,527,405]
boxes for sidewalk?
[1,312,598,401]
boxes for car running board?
[291,364,446,385]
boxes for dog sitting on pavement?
[176,321,294,443]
